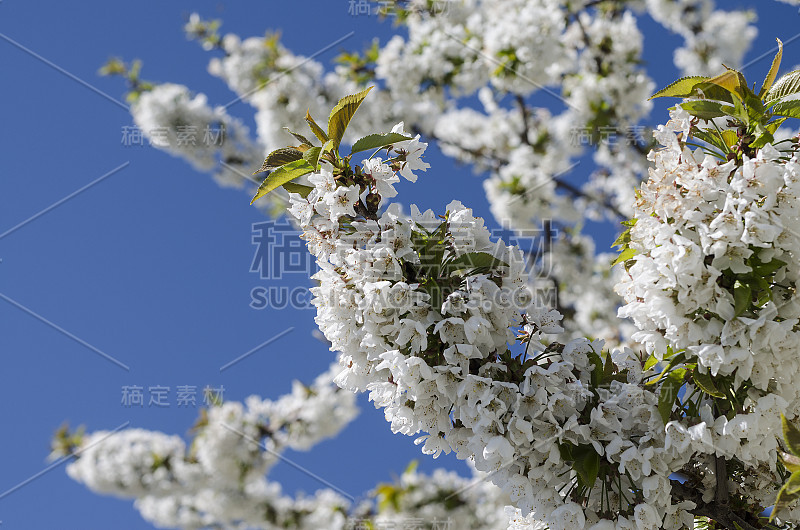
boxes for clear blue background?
[0,1,797,527]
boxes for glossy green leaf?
[253,147,304,174]
[612,247,637,267]
[250,159,315,204]
[751,276,773,307]
[611,226,632,250]
[760,39,784,98]
[771,472,800,522]
[720,129,738,148]
[571,444,600,489]
[751,133,773,150]
[658,368,686,424]
[559,443,574,462]
[281,182,314,198]
[691,81,736,104]
[305,111,329,143]
[692,129,729,153]
[767,117,788,134]
[692,369,725,398]
[705,69,750,101]
[443,252,508,276]
[752,257,787,276]
[771,100,800,119]
[586,350,604,389]
[733,281,751,317]
[603,352,615,381]
[646,352,686,387]
[680,100,732,120]
[351,132,412,154]
[321,139,336,156]
[731,94,750,125]
[327,86,374,150]
[767,70,800,104]
[780,451,800,474]
[283,127,315,148]
[302,146,322,168]
[644,353,659,372]
[649,76,708,100]
[783,414,800,457]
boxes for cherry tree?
[55,1,800,528]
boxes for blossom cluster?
[69,2,800,528]
[62,365,357,528]
[616,106,800,521]
[131,83,262,190]
[282,126,724,528]
[59,364,516,529]
[119,2,776,349]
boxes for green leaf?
[658,368,686,424]
[351,132,412,154]
[731,93,750,125]
[612,247,637,267]
[767,69,800,104]
[281,182,314,198]
[783,414,800,457]
[760,39,784,98]
[692,369,725,398]
[250,159,315,204]
[680,100,732,120]
[692,129,729,153]
[780,451,800,474]
[644,353,659,372]
[771,100,800,120]
[419,278,445,311]
[787,472,800,496]
[749,127,774,150]
[305,111,329,143]
[376,483,402,512]
[646,352,686,387]
[252,147,304,174]
[704,69,750,101]
[571,445,600,489]
[603,352,615,382]
[321,139,336,156]
[691,81,736,104]
[559,443,574,462]
[284,127,314,148]
[302,146,322,168]
[611,227,632,250]
[327,86,374,151]
[586,350,604,389]
[649,76,709,100]
[771,472,800,522]
[443,252,508,276]
[752,257,786,277]
[767,117,788,134]
[719,129,738,149]
[411,222,449,279]
[751,276,772,307]
[734,281,751,317]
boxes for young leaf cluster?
[651,39,800,162]
[251,87,413,205]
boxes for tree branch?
[670,474,760,530]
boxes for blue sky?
[1,1,798,528]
